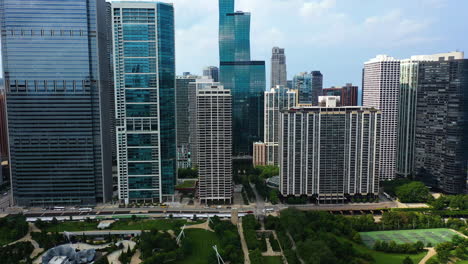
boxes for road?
[0,190,11,212]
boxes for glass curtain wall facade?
[0,0,112,206]
[112,1,176,204]
[219,0,266,156]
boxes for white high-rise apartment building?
[363,55,400,181]
[196,86,232,203]
[264,86,297,165]
[271,47,287,88]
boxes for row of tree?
[139,229,190,264]
[373,240,425,254]
[428,235,468,264]
[0,214,29,245]
[0,241,34,264]
[208,216,244,264]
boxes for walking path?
[130,249,142,264]
[184,220,213,232]
[418,248,436,264]
[261,237,281,257]
[7,223,44,260]
[238,218,251,264]
[286,231,305,264]
[107,240,136,264]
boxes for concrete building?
[264,86,297,165]
[253,142,266,167]
[203,66,219,82]
[0,90,7,160]
[112,1,176,203]
[279,103,381,203]
[271,47,287,88]
[323,83,358,106]
[397,52,464,179]
[293,71,323,105]
[363,55,400,181]
[1,0,112,206]
[196,86,233,203]
[414,58,468,194]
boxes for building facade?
[293,71,323,105]
[363,55,400,181]
[1,0,112,206]
[323,83,358,106]
[219,0,266,156]
[271,47,287,88]
[0,90,7,160]
[196,86,233,203]
[396,52,464,179]
[279,105,381,203]
[112,1,176,203]
[253,142,266,167]
[203,66,219,82]
[264,86,297,165]
[414,59,468,194]
[176,74,199,147]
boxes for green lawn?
[360,228,458,248]
[45,219,200,232]
[263,256,283,264]
[176,180,197,189]
[175,229,220,264]
[352,240,427,264]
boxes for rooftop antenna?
[213,245,225,264]
[176,225,186,245]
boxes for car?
[2,192,7,196]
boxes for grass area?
[263,256,283,264]
[360,228,458,248]
[352,240,427,264]
[176,180,197,189]
[175,229,220,264]
[45,219,200,232]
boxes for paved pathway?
[286,231,305,264]
[130,249,142,264]
[261,237,282,257]
[184,220,213,232]
[418,248,436,264]
[107,240,136,264]
[238,218,251,264]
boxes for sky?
[1,0,467,89]
[166,0,468,88]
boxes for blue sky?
[1,0,467,89]
[168,0,468,88]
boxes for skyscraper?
[363,55,400,181]
[264,86,297,165]
[396,52,464,178]
[203,66,219,82]
[0,90,7,160]
[279,102,381,203]
[1,0,112,206]
[196,86,232,203]
[219,0,266,156]
[176,74,199,147]
[323,83,359,106]
[414,58,468,194]
[112,1,176,204]
[271,47,287,88]
[293,71,323,105]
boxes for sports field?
[360,228,458,248]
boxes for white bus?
[53,206,65,211]
[79,208,93,212]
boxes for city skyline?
[2,0,467,89]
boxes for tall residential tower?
[271,47,287,88]
[363,55,400,181]
[112,1,176,204]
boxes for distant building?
[271,47,287,88]
[176,145,191,169]
[318,96,340,107]
[253,142,266,166]
[293,71,323,105]
[0,91,7,160]
[112,1,176,203]
[196,86,232,203]
[219,0,266,156]
[397,52,464,179]
[264,86,297,165]
[323,83,358,106]
[414,58,468,194]
[286,80,293,89]
[176,75,199,147]
[363,55,400,181]
[1,0,112,206]
[279,104,381,203]
[203,66,219,82]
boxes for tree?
[402,256,414,264]
[395,181,431,203]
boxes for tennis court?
[360,228,458,248]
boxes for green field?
[351,240,426,264]
[263,256,283,264]
[175,229,221,264]
[176,180,197,189]
[360,228,458,248]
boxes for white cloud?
[299,0,336,18]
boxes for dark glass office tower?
[219,0,266,156]
[0,0,112,206]
[112,1,176,203]
[414,59,468,194]
[293,71,323,105]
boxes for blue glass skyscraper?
[219,0,266,156]
[112,1,176,204]
[0,0,113,206]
